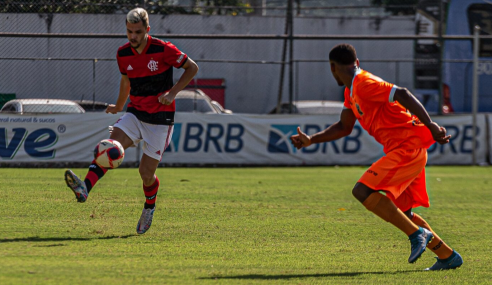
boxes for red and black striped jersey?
[116,35,188,125]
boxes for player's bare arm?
[290,108,357,149]
[393,87,451,145]
[106,74,131,114]
[159,58,199,105]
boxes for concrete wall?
[0,13,415,113]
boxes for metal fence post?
[288,0,294,114]
[295,60,299,102]
[275,2,292,114]
[437,0,445,115]
[395,61,400,85]
[472,25,480,165]
[92,58,97,109]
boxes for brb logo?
[267,124,363,154]
[427,125,481,154]
[165,123,244,153]
[267,125,298,153]
[0,128,58,159]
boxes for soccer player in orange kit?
[290,44,463,270]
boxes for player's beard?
[130,40,141,49]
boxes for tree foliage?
[0,0,250,15]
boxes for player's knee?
[109,128,132,149]
[352,183,374,204]
[139,169,154,185]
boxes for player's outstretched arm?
[290,108,356,149]
[159,58,199,105]
[106,74,131,114]
[393,87,451,144]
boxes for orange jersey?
[343,69,434,153]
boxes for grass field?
[0,166,491,284]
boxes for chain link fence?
[1,1,490,114]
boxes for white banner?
[0,113,488,165]
[163,113,488,165]
[163,113,383,165]
[0,113,134,162]
[427,115,488,165]
[489,114,492,164]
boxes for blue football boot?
[425,250,463,271]
[408,227,433,263]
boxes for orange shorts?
[358,148,430,212]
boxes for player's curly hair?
[329,44,357,65]
[126,8,149,28]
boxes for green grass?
[0,166,491,284]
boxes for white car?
[269,100,344,115]
[0,99,85,114]
[175,89,232,114]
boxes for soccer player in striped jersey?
[65,8,198,234]
[290,44,463,270]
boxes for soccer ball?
[94,139,125,169]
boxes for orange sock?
[411,213,453,259]
[362,192,419,236]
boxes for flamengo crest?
[147,59,158,72]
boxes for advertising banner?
[427,115,488,165]
[0,113,132,163]
[164,113,382,165]
[0,113,488,165]
[163,113,488,166]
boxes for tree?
[0,0,250,15]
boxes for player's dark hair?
[329,44,357,65]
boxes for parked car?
[176,89,232,114]
[210,100,233,114]
[269,100,344,115]
[0,99,85,114]
[73,100,109,112]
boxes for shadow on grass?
[199,270,423,280]
[33,243,67,247]
[0,234,137,243]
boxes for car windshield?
[175,98,215,113]
[22,103,82,114]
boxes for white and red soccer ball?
[94,139,125,169]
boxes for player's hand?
[428,122,451,144]
[105,104,121,114]
[158,92,176,105]
[290,127,312,149]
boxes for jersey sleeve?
[356,79,395,104]
[163,42,188,69]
